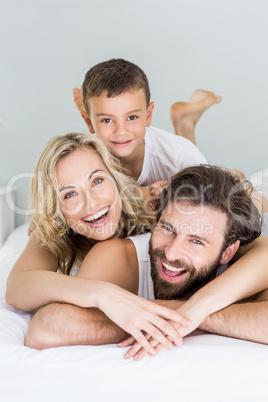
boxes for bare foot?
[252,191,268,214]
[73,86,85,112]
[229,168,246,181]
[170,90,222,144]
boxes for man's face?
[149,201,228,299]
[82,89,154,160]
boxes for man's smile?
[160,259,189,282]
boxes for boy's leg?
[170,90,222,144]
[73,87,85,112]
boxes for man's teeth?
[162,262,185,273]
[86,207,109,222]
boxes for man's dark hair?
[156,165,262,248]
[82,58,150,113]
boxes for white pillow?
[3,224,29,253]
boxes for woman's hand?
[119,298,208,360]
[96,282,191,356]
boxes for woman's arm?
[9,236,190,352]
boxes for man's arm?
[25,303,128,349]
[199,289,268,344]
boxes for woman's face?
[56,147,122,241]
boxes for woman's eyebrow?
[87,169,105,181]
[59,184,76,193]
[59,170,105,192]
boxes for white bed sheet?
[0,224,268,402]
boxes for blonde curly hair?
[30,133,155,275]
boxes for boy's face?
[81,89,154,160]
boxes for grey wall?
[1,0,268,226]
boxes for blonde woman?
[6,133,190,353]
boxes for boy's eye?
[92,177,103,186]
[101,118,112,124]
[128,115,137,121]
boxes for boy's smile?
[81,89,154,175]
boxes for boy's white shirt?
[136,126,208,186]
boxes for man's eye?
[102,118,112,124]
[162,225,174,234]
[92,177,103,186]
[128,115,137,121]
[193,239,204,245]
[64,191,76,199]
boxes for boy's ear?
[220,240,240,264]
[146,102,155,127]
[81,111,95,133]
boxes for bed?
[1,222,268,402]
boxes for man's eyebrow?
[59,170,104,192]
[96,109,143,117]
[188,234,211,244]
[159,219,175,230]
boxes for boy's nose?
[114,121,127,135]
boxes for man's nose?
[164,236,186,262]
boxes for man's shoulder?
[127,233,151,261]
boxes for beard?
[149,238,223,300]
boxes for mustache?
[152,247,195,272]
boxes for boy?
[76,59,220,191]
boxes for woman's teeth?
[85,207,109,223]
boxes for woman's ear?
[81,111,95,133]
[220,240,240,264]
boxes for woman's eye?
[92,177,103,186]
[102,118,112,124]
[64,191,76,200]
[128,115,137,121]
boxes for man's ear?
[220,240,240,264]
[146,102,154,127]
[81,111,95,133]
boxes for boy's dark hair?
[156,165,262,248]
[82,58,150,113]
